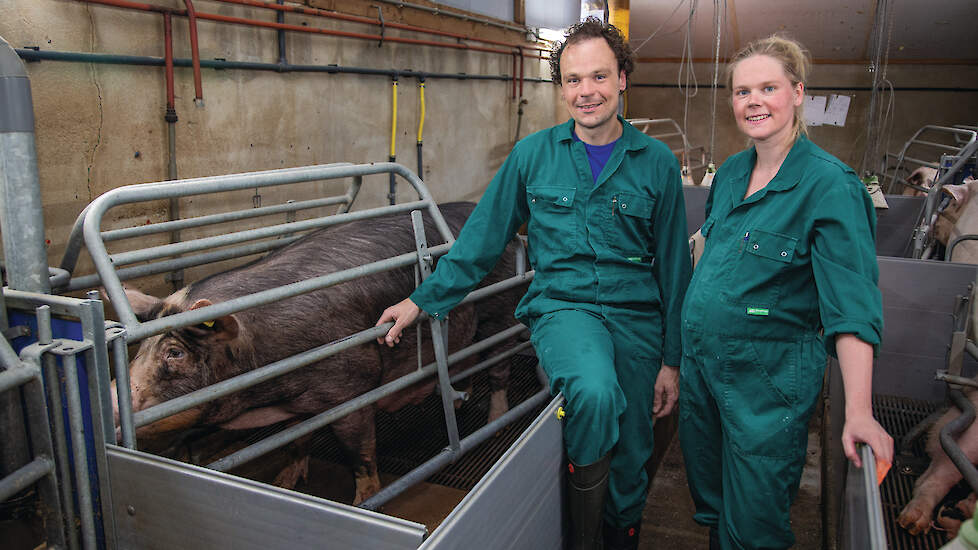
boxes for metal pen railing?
[68,161,538,515]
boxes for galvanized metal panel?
[107,446,427,550]
[421,395,564,550]
[683,184,709,236]
[876,257,978,401]
[876,195,923,258]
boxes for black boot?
[567,454,611,550]
[709,526,720,550]
[602,522,640,550]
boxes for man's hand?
[653,364,679,418]
[375,298,421,347]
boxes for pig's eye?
[165,347,185,360]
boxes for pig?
[932,176,978,263]
[110,202,528,504]
[899,166,938,197]
[898,388,978,536]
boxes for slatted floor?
[311,353,546,491]
[875,394,955,550]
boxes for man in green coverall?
[376,18,691,550]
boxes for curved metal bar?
[945,234,978,261]
[940,389,978,493]
[79,162,448,332]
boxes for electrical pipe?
[210,0,549,54]
[417,77,425,180]
[76,0,547,60]
[389,75,398,204]
[182,0,203,105]
[17,48,553,83]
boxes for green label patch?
[746,307,769,316]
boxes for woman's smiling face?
[730,54,804,146]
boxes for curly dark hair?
[549,17,635,86]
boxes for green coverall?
[679,136,883,549]
[410,117,691,526]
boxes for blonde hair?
[724,35,811,142]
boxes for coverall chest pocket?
[526,186,578,255]
[723,229,798,308]
[609,192,656,257]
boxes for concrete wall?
[628,61,978,182]
[0,0,559,298]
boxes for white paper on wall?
[804,95,826,126]
[823,94,851,127]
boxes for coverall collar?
[730,135,812,208]
[558,116,649,190]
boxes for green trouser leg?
[679,330,823,550]
[529,307,662,528]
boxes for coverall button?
[621,203,628,209]
[753,244,759,250]
[780,251,788,257]
[562,196,568,201]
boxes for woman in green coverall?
[679,35,895,550]
[377,18,691,550]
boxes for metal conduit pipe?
[275,0,286,66]
[76,0,546,59]
[941,389,978,493]
[210,0,548,54]
[370,0,530,34]
[16,48,551,83]
[182,0,204,105]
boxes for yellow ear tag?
[202,320,215,328]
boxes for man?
[376,17,690,550]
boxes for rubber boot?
[603,522,640,550]
[567,454,611,550]
[709,527,720,550]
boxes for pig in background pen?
[898,387,978,540]
[103,202,529,505]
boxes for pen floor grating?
[312,353,546,491]
[875,394,962,550]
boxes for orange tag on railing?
[876,459,891,485]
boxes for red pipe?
[77,0,548,61]
[163,12,174,108]
[182,0,203,105]
[195,11,516,55]
[210,0,550,54]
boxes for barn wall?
[628,61,978,179]
[0,0,559,298]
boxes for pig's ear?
[189,299,239,341]
[120,287,164,322]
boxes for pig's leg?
[272,434,312,490]
[937,492,977,538]
[900,456,963,535]
[487,362,510,423]
[332,407,381,505]
[900,403,978,535]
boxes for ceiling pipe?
[209,0,549,54]
[76,0,547,60]
[17,47,553,83]
[182,0,204,106]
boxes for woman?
[678,35,894,550]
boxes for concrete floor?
[640,421,824,550]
